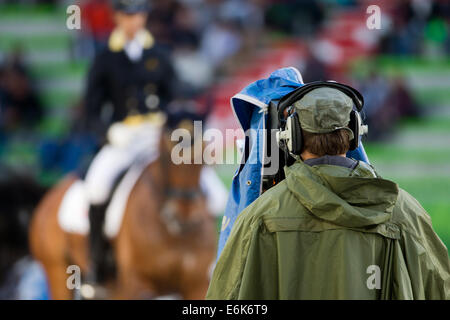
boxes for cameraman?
[207,87,450,299]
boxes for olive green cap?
[293,87,354,139]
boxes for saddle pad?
[57,154,227,238]
[103,157,155,238]
[58,154,158,238]
[58,180,90,235]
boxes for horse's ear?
[165,97,212,130]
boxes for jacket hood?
[284,160,399,228]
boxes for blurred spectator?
[265,0,325,38]
[358,70,394,140]
[80,0,115,42]
[73,0,115,60]
[147,0,265,74]
[423,13,448,58]
[389,76,420,119]
[219,0,265,32]
[301,42,332,82]
[358,71,420,140]
[146,0,183,47]
[200,16,242,68]
[39,100,98,176]
[0,49,43,132]
[168,1,214,90]
[173,41,214,91]
[379,0,450,57]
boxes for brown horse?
[29,120,217,299]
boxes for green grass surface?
[40,90,82,110]
[397,117,450,132]
[0,4,63,17]
[0,34,70,51]
[390,177,450,248]
[351,56,450,77]
[364,144,450,164]
[367,140,450,247]
[31,61,88,79]
[414,89,450,106]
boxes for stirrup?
[80,283,108,300]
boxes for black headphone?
[276,81,367,155]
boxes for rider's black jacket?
[83,42,176,141]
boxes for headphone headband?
[276,81,367,156]
[277,81,364,123]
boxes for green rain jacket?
[207,160,450,299]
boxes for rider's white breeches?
[84,122,161,205]
[83,122,228,216]
[84,144,136,205]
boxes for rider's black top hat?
[112,0,150,14]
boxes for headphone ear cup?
[348,110,359,151]
[290,113,303,155]
[276,119,290,153]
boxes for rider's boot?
[82,203,109,299]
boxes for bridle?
[165,188,202,201]
[157,130,204,235]
[159,135,203,201]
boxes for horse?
[29,116,217,299]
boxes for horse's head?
[157,101,212,236]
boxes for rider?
[82,0,177,287]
